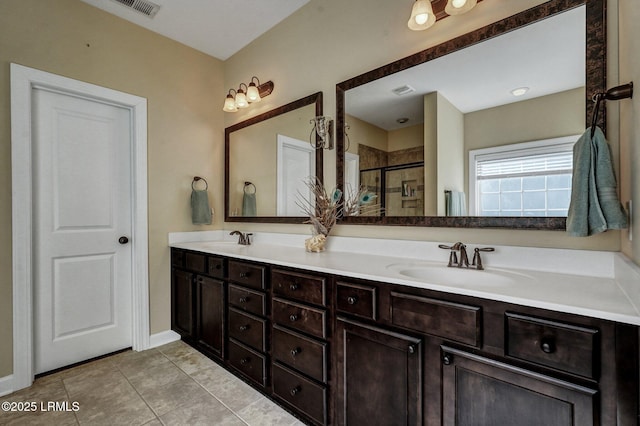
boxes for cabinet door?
[441,346,597,426]
[171,268,194,337]
[336,317,422,426]
[196,275,224,358]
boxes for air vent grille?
[110,0,160,17]
[392,85,416,96]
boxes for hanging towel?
[446,191,467,216]
[191,189,212,225]
[566,126,627,236]
[242,193,256,216]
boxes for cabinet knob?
[540,338,556,354]
[442,353,453,365]
[239,272,250,278]
[290,386,301,396]
[239,325,249,332]
[347,296,358,305]
[240,358,249,365]
[289,314,298,322]
[408,344,415,354]
[290,283,299,291]
[239,297,248,304]
[291,347,301,357]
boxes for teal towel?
[446,191,467,216]
[242,192,257,216]
[191,189,212,225]
[566,126,627,236]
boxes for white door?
[32,87,133,374]
[276,134,315,216]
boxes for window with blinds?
[468,136,579,217]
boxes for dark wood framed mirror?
[225,92,323,223]
[336,0,605,229]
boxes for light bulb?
[223,93,237,112]
[408,0,435,31]
[235,90,248,109]
[247,83,261,103]
[415,13,429,25]
[452,0,467,8]
[445,0,476,15]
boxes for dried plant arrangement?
[343,184,384,217]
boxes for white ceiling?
[346,5,586,131]
[80,0,309,60]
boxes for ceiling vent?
[392,85,416,96]
[109,0,161,18]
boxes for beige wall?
[436,93,465,215]
[388,125,423,151]
[0,0,224,377]
[345,114,388,153]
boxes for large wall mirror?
[225,92,323,223]
[336,0,605,229]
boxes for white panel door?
[277,134,315,216]
[32,87,133,374]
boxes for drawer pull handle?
[442,353,453,365]
[290,283,299,291]
[347,296,358,305]
[239,272,250,278]
[290,386,301,396]
[239,297,248,304]
[291,347,302,357]
[239,325,249,331]
[240,357,250,365]
[540,338,556,354]
[289,314,298,322]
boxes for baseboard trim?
[149,330,180,349]
[0,374,14,397]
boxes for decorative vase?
[305,234,327,252]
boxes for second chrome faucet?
[438,242,494,270]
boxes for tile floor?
[0,340,302,425]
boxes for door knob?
[118,236,129,244]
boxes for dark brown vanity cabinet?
[171,249,226,359]
[171,249,639,426]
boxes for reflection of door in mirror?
[276,134,315,216]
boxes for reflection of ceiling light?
[392,85,415,96]
[407,0,435,31]
[396,118,409,124]
[511,87,529,96]
[445,0,478,16]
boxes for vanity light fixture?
[408,0,480,31]
[511,87,529,97]
[222,77,274,112]
[310,116,334,150]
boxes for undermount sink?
[386,262,534,287]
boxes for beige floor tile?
[126,361,190,394]
[63,368,130,399]
[114,349,172,377]
[171,351,217,375]
[137,375,213,417]
[190,367,262,412]
[156,340,199,361]
[74,381,155,426]
[160,395,246,426]
[0,408,79,425]
[235,397,299,426]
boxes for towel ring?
[590,82,634,138]
[244,181,256,194]
[192,176,208,190]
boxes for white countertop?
[169,231,640,326]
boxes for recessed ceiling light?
[511,87,529,97]
[396,117,409,124]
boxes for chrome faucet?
[438,242,494,270]
[230,230,253,245]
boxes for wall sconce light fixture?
[223,77,274,112]
[310,116,334,150]
[408,0,480,31]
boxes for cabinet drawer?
[272,325,327,383]
[228,339,267,387]
[272,269,326,306]
[171,248,184,268]
[336,281,377,320]
[228,308,267,352]
[272,298,326,339]
[207,256,225,279]
[505,313,599,379]
[228,284,266,316]
[391,291,481,347]
[185,252,207,273]
[228,260,266,290]
[272,362,326,425]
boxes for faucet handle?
[438,244,454,250]
[472,247,494,270]
[245,233,253,245]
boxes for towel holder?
[244,181,256,194]
[590,82,634,138]
[192,176,208,190]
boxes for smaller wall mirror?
[225,92,323,223]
